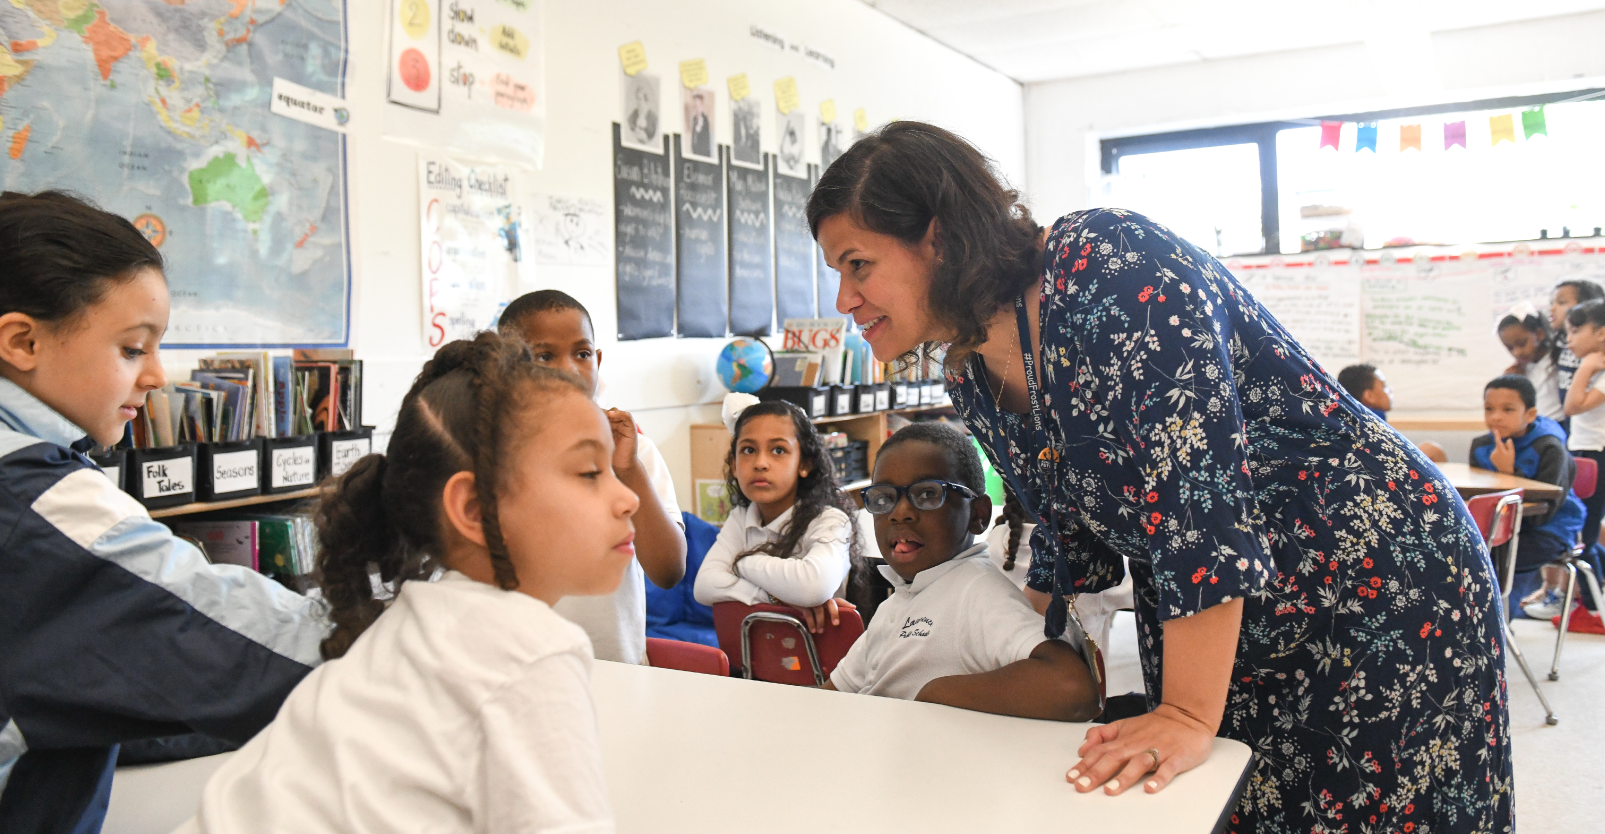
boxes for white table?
[105,663,1253,834]
[593,662,1252,834]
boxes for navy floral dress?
[950,209,1513,834]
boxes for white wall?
[1022,10,1605,221]
[165,0,1024,502]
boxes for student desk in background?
[104,663,1253,834]
[1437,461,1564,515]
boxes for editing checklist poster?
[386,0,546,165]
[419,154,532,347]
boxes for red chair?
[644,637,730,677]
[712,601,864,687]
[1466,488,1556,725]
[1550,457,1605,680]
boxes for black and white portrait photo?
[731,96,762,169]
[819,118,844,170]
[620,70,662,153]
[682,85,716,162]
[777,109,806,177]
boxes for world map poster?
[0,0,350,346]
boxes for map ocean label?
[727,152,773,336]
[613,124,674,340]
[675,136,728,338]
[418,154,530,347]
[0,0,352,346]
[773,169,816,321]
[271,78,352,133]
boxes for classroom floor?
[1099,611,1605,828]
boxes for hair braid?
[468,335,519,591]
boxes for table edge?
[1211,752,1253,834]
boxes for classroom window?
[1100,143,1265,258]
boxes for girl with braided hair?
[180,331,639,833]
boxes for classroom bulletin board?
[1227,242,1605,412]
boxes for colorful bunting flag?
[1490,113,1515,145]
[1320,121,1342,150]
[1523,107,1548,139]
[1399,124,1422,151]
[1444,121,1467,149]
[1355,122,1377,153]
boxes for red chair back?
[1465,488,1523,546]
[712,602,864,686]
[645,637,729,677]
[1574,456,1597,501]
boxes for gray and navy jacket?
[0,378,326,833]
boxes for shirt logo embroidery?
[899,616,933,638]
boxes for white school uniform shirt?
[692,502,853,607]
[830,543,1080,700]
[1568,370,1605,452]
[554,431,682,664]
[1524,354,1566,422]
[178,571,612,834]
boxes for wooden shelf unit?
[149,487,331,519]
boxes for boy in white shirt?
[826,423,1100,721]
[499,291,686,663]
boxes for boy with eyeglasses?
[824,423,1101,721]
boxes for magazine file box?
[198,438,265,501]
[129,445,198,509]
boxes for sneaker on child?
[1523,588,1567,620]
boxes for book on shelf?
[171,520,260,571]
[781,319,846,385]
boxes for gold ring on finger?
[1145,748,1160,772]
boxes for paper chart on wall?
[419,155,532,348]
[386,0,546,166]
[1232,264,1362,373]
[531,194,607,266]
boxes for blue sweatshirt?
[0,379,325,833]
[1470,415,1585,544]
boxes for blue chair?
[644,513,719,647]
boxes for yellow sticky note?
[1489,113,1515,145]
[774,77,799,115]
[679,58,708,89]
[854,108,868,132]
[820,99,836,125]
[618,41,647,76]
[727,73,749,101]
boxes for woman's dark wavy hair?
[805,121,1043,363]
[0,190,164,325]
[313,331,589,659]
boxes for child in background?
[1336,363,1393,421]
[1498,306,1566,422]
[826,423,1100,722]
[183,334,637,832]
[1550,279,1605,406]
[694,395,861,632]
[498,291,685,664]
[1471,375,1591,619]
[1559,299,1605,632]
[0,191,324,831]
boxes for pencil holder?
[830,384,854,416]
[758,386,830,419]
[197,438,265,501]
[319,427,375,480]
[129,444,198,509]
[264,435,319,494]
[89,448,127,494]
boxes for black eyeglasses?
[859,479,978,515]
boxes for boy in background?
[826,423,1099,722]
[498,291,686,662]
[1471,375,1594,621]
[1337,363,1393,421]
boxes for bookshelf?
[148,486,331,520]
[689,402,958,522]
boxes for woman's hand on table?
[1067,704,1216,796]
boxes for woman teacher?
[807,123,1512,832]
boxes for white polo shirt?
[1569,370,1605,452]
[830,543,1078,700]
[180,571,612,833]
[554,432,682,664]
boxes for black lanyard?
[1012,293,1075,639]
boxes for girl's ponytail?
[314,454,405,659]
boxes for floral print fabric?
[948,209,1513,833]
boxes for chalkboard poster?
[728,151,774,336]
[613,124,674,340]
[773,168,816,322]
[675,135,727,338]
[811,164,848,322]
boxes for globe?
[716,338,773,393]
